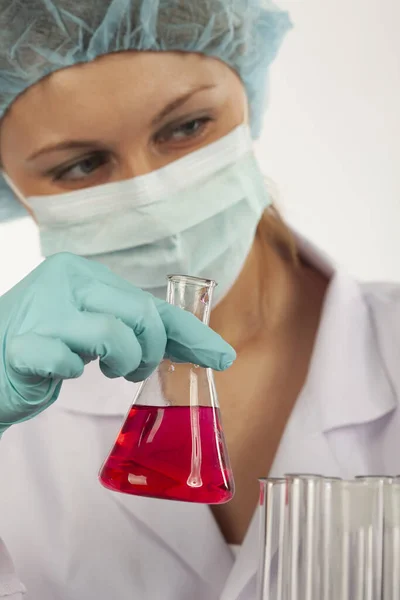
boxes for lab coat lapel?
[109,490,233,591]
[304,270,396,434]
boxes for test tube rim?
[340,479,377,490]
[258,477,287,483]
[355,475,393,480]
[284,473,323,480]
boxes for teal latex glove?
[0,253,236,435]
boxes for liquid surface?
[99,405,234,504]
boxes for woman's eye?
[157,117,212,144]
[52,152,109,182]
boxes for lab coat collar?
[295,233,396,433]
[308,270,396,431]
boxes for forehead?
[8,51,233,121]
[2,51,236,149]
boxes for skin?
[0,51,328,543]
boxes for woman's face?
[0,51,246,198]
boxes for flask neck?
[166,275,216,325]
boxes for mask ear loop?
[2,172,35,218]
[243,88,251,129]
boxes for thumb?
[154,299,236,370]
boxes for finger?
[124,363,159,383]
[38,312,144,379]
[7,333,84,380]
[73,281,167,373]
[6,333,84,408]
[153,298,236,370]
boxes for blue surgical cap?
[0,0,291,221]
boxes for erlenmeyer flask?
[99,275,235,504]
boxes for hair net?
[0,0,291,221]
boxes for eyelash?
[50,151,109,182]
[50,116,213,182]
[155,115,213,144]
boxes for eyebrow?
[27,84,216,162]
[151,84,216,126]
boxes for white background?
[0,0,399,294]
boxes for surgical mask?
[12,125,271,304]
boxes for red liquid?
[99,405,234,504]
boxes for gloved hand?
[0,253,236,435]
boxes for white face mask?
[8,125,271,304]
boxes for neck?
[210,232,328,355]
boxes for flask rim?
[167,274,217,288]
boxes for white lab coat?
[0,237,400,600]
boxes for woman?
[0,1,399,599]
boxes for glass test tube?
[257,478,288,600]
[383,482,400,600]
[285,475,322,600]
[320,478,343,600]
[356,476,393,600]
[338,479,380,600]
[256,475,398,600]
